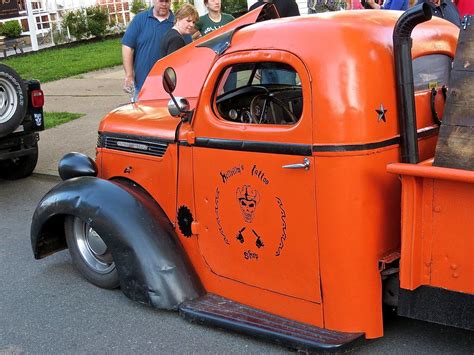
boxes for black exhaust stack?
[393,4,432,164]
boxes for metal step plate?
[179,293,364,352]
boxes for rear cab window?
[413,54,452,91]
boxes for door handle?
[282,157,310,170]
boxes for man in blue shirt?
[122,0,174,97]
[367,0,409,10]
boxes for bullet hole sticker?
[177,205,194,238]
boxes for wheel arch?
[31,176,204,309]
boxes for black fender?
[31,176,204,309]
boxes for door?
[191,51,321,302]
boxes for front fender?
[31,176,203,309]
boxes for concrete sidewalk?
[36,66,130,176]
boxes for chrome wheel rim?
[72,217,115,274]
[0,77,18,124]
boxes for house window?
[17,0,26,12]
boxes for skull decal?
[236,185,260,223]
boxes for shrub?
[61,6,109,40]
[0,20,23,39]
[62,9,89,40]
[108,21,126,35]
[172,0,186,13]
[86,6,108,38]
[130,0,147,14]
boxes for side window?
[413,54,452,92]
[213,62,303,125]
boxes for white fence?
[0,0,132,51]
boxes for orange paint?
[388,161,474,294]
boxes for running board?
[179,293,364,352]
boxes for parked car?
[0,64,44,179]
[31,5,472,352]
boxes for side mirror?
[162,67,193,121]
[163,67,177,94]
[168,97,190,117]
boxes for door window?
[213,62,303,125]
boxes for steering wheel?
[249,94,298,124]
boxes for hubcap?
[0,78,18,124]
[87,227,108,256]
[72,217,115,274]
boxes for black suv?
[0,64,44,179]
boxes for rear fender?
[31,176,203,309]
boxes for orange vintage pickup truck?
[31,4,473,352]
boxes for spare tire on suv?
[0,65,44,180]
[0,64,28,138]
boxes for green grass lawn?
[44,112,85,129]
[3,38,122,83]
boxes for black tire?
[65,216,120,289]
[0,64,27,138]
[0,142,38,180]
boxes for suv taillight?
[31,89,44,108]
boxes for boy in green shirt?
[194,0,235,37]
